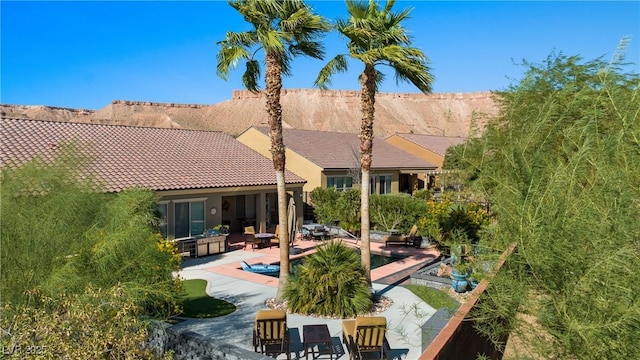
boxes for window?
[157,202,169,238]
[174,199,205,239]
[327,176,353,191]
[370,175,392,195]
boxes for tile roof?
[253,126,436,170]
[1,118,305,192]
[390,133,466,156]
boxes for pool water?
[265,253,406,278]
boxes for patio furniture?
[244,226,259,250]
[302,223,328,240]
[255,233,275,248]
[269,224,281,248]
[303,324,333,360]
[342,316,389,360]
[241,261,280,275]
[253,309,290,360]
[384,224,418,248]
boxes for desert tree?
[315,0,433,282]
[216,0,329,299]
[460,44,640,359]
[1,144,180,356]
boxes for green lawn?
[405,284,459,311]
[178,279,236,318]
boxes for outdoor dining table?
[303,324,332,360]
[255,233,274,248]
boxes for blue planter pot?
[451,270,469,293]
[469,279,479,290]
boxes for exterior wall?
[239,129,421,199]
[386,135,445,169]
[237,128,324,193]
[157,184,304,239]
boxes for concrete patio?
[169,233,442,359]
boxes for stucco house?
[385,133,466,188]
[0,118,305,239]
[237,127,437,201]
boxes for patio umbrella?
[287,197,300,254]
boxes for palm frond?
[374,69,386,90]
[315,55,349,89]
[242,59,261,92]
[221,30,258,48]
[258,28,287,56]
[235,0,280,25]
[280,7,308,33]
[218,0,329,87]
[393,60,434,93]
[382,45,433,93]
[279,54,293,77]
[383,0,396,15]
[345,0,370,20]
[385,6,412,28]
[216,44,251,79]
[289,40,325,60]
[329,0,433,94]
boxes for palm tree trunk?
[265,52,290,300]
[359,64,376,285]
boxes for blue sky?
[1,1,638,110]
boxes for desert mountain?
[1,89,498,138]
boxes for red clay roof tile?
[1,118,305,192]
[254,126,437,170]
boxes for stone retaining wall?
[146,321,272,360]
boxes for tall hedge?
[458,47,640,359]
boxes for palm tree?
[217,0,329,299]
[315,0,433,283]
[283,240,371,318]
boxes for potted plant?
[445,231,475,292]
[210,224,230,235]
[467,269,484,290]
[450,262,470,293]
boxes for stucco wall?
[238,127,324,193]
[385,135,445,169]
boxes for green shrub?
[440,202,491,243]
[411,188,433,201]
[309,187,341,224]
[335,189,361,235]
[370,193,427,233]
[1,144,182,355]
[284,240,371,318]
[0,286,171,359]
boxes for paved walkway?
[171,235,441,360]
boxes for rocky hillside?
[1,89,499,138]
